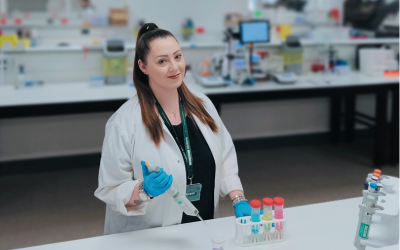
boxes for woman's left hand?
[234,201,264,218]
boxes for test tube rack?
[235,213,286,247]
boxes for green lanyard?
[154,97,194,183]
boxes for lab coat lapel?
[160,118,173,139]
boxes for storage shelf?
[1,38,398,53]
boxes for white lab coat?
[94,90,243,235]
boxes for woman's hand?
[234,201,264,218]
[141,161,173,197]
[234,201,251,217]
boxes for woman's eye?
[175,54,182,59]
[158,60,165,64]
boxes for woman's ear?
[138,59,148,75]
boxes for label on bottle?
[359,223,370,239]
[359,214,372,239]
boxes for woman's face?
[139,36,185,92]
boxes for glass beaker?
[211,236,225,250]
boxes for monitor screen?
[240,21,270,43]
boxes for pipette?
[144,162,203,220]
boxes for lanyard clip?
[188,175,194,186]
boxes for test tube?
[273,197,284,219]
[250,200,261,222]
[262,198,273,221]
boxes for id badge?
[186,183,202,202]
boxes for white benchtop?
[0,71,398,108]
[15,197,398,250]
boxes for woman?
[94,23,252,235]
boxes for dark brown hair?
[133,23,218,146]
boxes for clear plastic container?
[273,197,284,219]
[211,236,225,250]
[262,197,273,221]
[201,59,211,76]
[250,199,261,222]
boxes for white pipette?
[145,161,202,219]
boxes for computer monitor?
[239,20,270,44]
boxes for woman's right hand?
[141,161,173,197]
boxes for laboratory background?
[0,0,399,249]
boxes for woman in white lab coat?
[94,23,252,235]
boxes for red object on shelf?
[257,51,269,59]
[276,26,281,32]
[196,27,205,34]
[14,18,22,25]
[384,71,399,77]
[330,8,340,21]
[0,18,6,25]
[311,63,325,72]
[61,18,69,25]
[0,29,3,36]
[82,46,89,60]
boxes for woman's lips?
[168,73,180,79]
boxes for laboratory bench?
[13,196,399,250]
[186,72,399,166]
[0,37,398,53]
[1,71,397,167]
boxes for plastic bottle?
[250,199,261,222]
[17,65,25,88]
[273,197,284,219]
[200,59,210,76]
[262,198,273,221]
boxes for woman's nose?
[169,62,179,72]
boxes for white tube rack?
[235,214,286,247]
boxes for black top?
[172,116,216,224]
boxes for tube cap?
[250,199,261,209]
[369,183,378,189]
[263,198,273,206]
[273,197,284,206]
[374,169,382,175]
[373,173,380,178]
